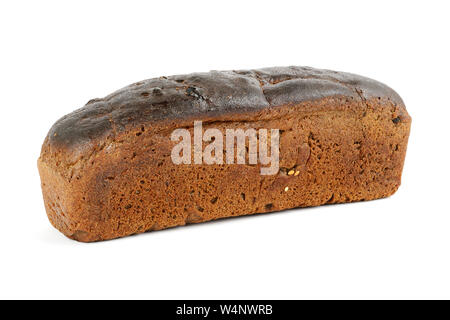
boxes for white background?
[0,0,449,299]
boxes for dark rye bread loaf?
[38,66,411,242]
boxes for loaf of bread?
[38,66,411,242]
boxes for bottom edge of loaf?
[56,188,400,243]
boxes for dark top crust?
[47,66,405,149]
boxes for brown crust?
[38,66,411,242]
